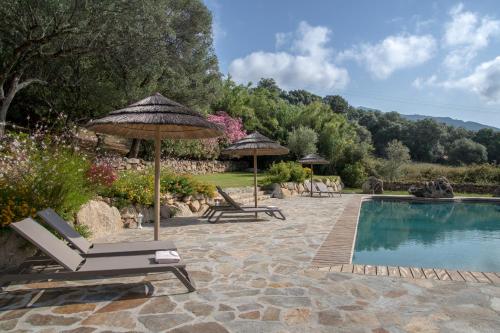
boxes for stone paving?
[1,194,499,332]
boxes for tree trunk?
[0,76,46,137]
[127,138,141,158]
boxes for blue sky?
[204,0,500,127]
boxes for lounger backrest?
[315,181,330,192]
[38,208,91,253]
[304,180,313,192]
[11,218,84,271]
[216,186,243,210]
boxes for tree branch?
[15,78,47,93]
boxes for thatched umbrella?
[298,153,329,197]
[87,93,222,240]
[222,132,288,207]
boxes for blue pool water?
[352,199,500,272]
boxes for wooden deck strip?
[376,266,388,276]
[311,196,363,266]
[434,269,450,281]
[388,266,401,277]
[410,267,424,279]
[353,264,365,274]
[483,272,500,284]
[470,271,490,283]
[447,270,465,282]
[365,265,376,276]
[399,267,412,278]
[459,271,477,282]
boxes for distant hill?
[400,114,499,132]
[357,107,499,132]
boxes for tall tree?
[0,0,111,136]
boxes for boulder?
[297,183,305,193]
[160,205,171,218]
[136,205,154,222]
[189,200,201,212]
[173,203,193,217]
[0,232,37,271]
[409,177,454,198]
[76,200,122,240]
[362,177,384,194]
[268,183,284,199]
[120,206,138,228]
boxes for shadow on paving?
[0,279,188,312]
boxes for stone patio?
[1,194,499,332]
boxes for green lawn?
[192,172,267,188]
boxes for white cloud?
[338,34,437,79]
[414,56,500,103]
[443,3,500,72]
[228,21,349,94]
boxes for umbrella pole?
[311,163,314,197]
[253,151,258,218]
[154,129,161,241]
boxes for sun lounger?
[314,181,341,197]
[37,208,176,256]
[207,186,285,223]
[303,180,341,197]
[1,218,195,292]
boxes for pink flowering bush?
[207,111,246,145]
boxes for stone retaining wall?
[101,157,247,174]
[384,182,498,195]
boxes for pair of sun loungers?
[1,209,195,292]
[202,186,286,223]
[304,180,342,197]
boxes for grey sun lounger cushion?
[5,218,195,292]
[38,208,176,255]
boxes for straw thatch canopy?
[86,93,222,139]
[222,132,289,157]
[298,153,329,165]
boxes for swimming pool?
[352,199,500,272]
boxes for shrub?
[102,169,216,206]
[340,162,367,187]
[86,162,117,188]
[262,162,291,184]
[0,132,93,227]
[262,161,310,184]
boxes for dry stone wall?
[102,157,247,174]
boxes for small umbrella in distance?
[298,153,329,197]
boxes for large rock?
[120,206,138,228]
[173,203,193,217]
[268,183,284,199]
[409,177,454,198]
[136,205,154,222]
[0,232,37,271]
[362,177,384,194]
[76,200,122,240]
